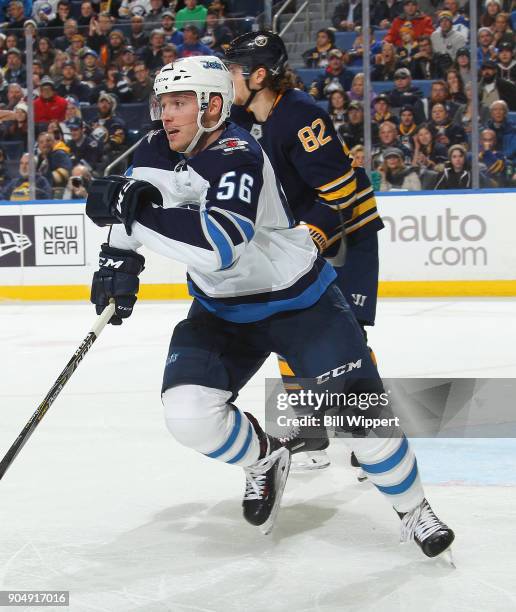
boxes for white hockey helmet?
[150,55,235,154]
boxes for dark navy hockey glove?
[86,175,163,235]
[91,243,145,325]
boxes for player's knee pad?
[162,384,262,467]
[162,384,233,452]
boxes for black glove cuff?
[98,243,145,275]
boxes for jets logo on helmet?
[150,56,235,155]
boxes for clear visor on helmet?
[149,93,162,121]
[222,59,252,78]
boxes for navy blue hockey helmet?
[224,31,288,78]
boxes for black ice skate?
[242,436,291,535]
[398,498,455,559]
[280,424,330,472]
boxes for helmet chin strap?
[180,91,226,156]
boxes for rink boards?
[0,189,515,299]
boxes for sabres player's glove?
[86,175,163,235]
[91,243,145,325]
[300,222,328,254]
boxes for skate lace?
[400,499,442,543]
[243,449,283,501]
[278,425,301,445]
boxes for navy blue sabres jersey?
[231,89,383,255]
[110,122,335,323]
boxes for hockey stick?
[0,302,116,481]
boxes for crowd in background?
[302,0,516,190]
[0,0,515,199]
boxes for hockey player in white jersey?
[85,56,455,556]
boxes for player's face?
[227,63,250,105]
[160,92,201,152]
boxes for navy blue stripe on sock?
[205,408,241,459]
[374,459,419,495]
[360,436,408,474]
[227,421,253,464]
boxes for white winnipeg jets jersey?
[109,123,336,322]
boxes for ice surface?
[1,299,516,612]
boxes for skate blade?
[291,451,330,473]
[259,449,291,536]
[442,547,456,568]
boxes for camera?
[71,176,84,188]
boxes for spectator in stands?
[413,80,459,124]
[32,0,55,28]
[46,119,73,155]
[35,36,56,74]
[63,95,82,122]
[36,131,72,196]
[90,92,127,160]
[349,143,365,167]
[454,46,471,84]
[4,82,24,110]
[91,63,132,103]
[492,12,514,45]
[139,28,165,71]
[0,100,27,145]
[480,0,502,28]
[386,67,423,112]
[0,145,8,192]
[379,147,422,190]
[146,0,167,23]
[107,29,127,65]
[0,153,52,200]
[66,34,87,65]
[479,59,516,110]
[309,49,354,100]
[128,15,149,50]
[54,18,79,51]
[372,0,404,30]
[445,68,467,104]
[431,11,467,60]
[398,105,418,152]
[119,46,138,80]
[302,28,336,69]
[332,0,362,31]
[479,127,510,187]
[347,72,367,104]
[338,100,364,148]
[384,0,433,47]
[484,99,516,162]
[411,35,452,79]
[497,41,516,83]
[80,48,105,87]
[34,76,67,123]
[45,0,71,40]
[131,61,153,102]
[5,0,29,30]
[396,22,419,65]
[49,49,71,84]
[176,0,208,31]
[62,164,92,199]
[412,123,448,181]
[56,61,92,102]
[87,11,113,60]
[67,117,103,170]
[477,27,498,64]
[78,1,95,32]
[429,102,467,148]
[161,43,178,66]
[3,32,19,54]
[452,80,473,136]
[200,9,232,54]
[372,94,398,130]
[372,41,402,81]
[3,48,26,85]
[0,71,8,106]
[441,0,469,39]
[176,24,213,58]
[434,144,471,189]
[328,90,349,132]
[162,11,184,46]
[372,121,411,164]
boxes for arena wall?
[1,189,515,300]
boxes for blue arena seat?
[335,31,357,51]
[296,68,322,89]
[508,111,516,124]
[372,80,434,98]
[374,29,388,41]
[81,103,151,129]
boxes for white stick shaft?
[90,302,116,337]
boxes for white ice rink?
[1,298,516,612]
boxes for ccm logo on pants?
[316,359,362,385]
